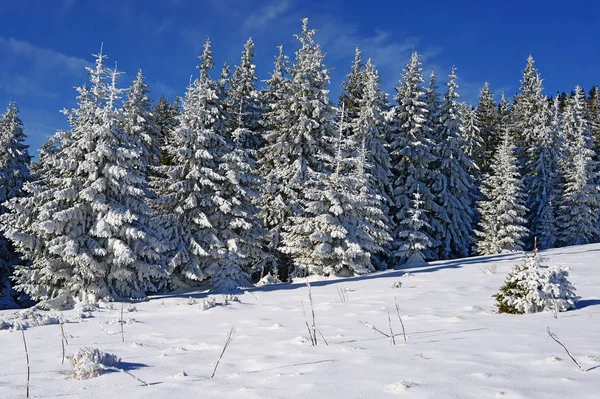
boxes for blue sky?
[1,0,599,155]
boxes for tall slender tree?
[434,67,475,259]
[0,103,31,308]
[557,86,599,246]
[258,19,336,278]
[475,82,499,175]
[475,129,529,255]
[388,51,441,263]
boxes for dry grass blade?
[211,326,236,378]
[394,296,407,341]
[388,311,396,345]
[359,320,391,338]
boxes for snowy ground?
[1,244,599,399]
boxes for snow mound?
[0,309,62,330]
[256,273,281,286]
[68,348,120,380]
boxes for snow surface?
[1,244,599,398]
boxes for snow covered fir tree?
[1,19,600,307]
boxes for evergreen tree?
[154,39,268,291]
[388,51,441,262]
[394,191,432,265]
[0,103,31,308]
[587,86,600,153]
[351,59,393,232]
[258,19,336,278]
[557,86,599,246]
[425,70,441,134]
[524,74,562,249]
[475,129,529,255]
[459,102,483,178]
[227,38,262,150]
[2,49,168,305]
[281,109,391,276]
[339,47,366,120]
[475,82,499,175]
[122,69,161,167]
[434,68,475,259]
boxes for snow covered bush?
[68,348,120,380]
[493,254,577,314]
[201,296,217,311]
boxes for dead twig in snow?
[388,311,396,345]
[394,296,407,341]
[60,322,68,365]
[20,323,30,398]
[211,326,236,378]
[547,327,584,372]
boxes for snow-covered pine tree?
[2,48,168,306]
[227,38,262,151]
[351,59,393,239]
[258,19,336,279]
[512,55,541,169]
[394,190,432,265]
[587,86,600,154]
[425,70,441,135]
[475,128,529,255]
[475,82,499,175]
[281,108,391,276]
[557,86,599,246]
[524,74,562,249]
[153,39,268,291]
[0,103,31,308]
[434,67,475,259]
[339,47,366,121]
[388,51,441,262]
[459,102,483,179]
[122,69,161,167]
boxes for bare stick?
[103,366,148,386]
[307,281,318,346]
[60,322,68,365]
[317,329,329,346]
[120,303,125,343]
[394,296,407,342]
[211,326,236,378]
[547,327,584,372]
[387,311,396,345]
[360,321,391,338]
[301,302,316,346]
[20,324,30,399]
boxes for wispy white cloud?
[0,36,89,75]
[242,0,293,33]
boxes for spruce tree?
[557,86,599,246]
[122,69,161,167]
[434,67,475,259]
[2,49,168,305]
[351,59,393,234]
[475,129,529,255]
[258,19,336,278]
[0,103,31,308]
[281,109,391,276]
[475,82,499,175]
[154,39,268,291]
[459,102,483,179]
[394,191,432,265]
[227,38,262,151]
[524,74,562,249]
[388,51,441,262]
[587,86,600,154]
[339,47,366,120]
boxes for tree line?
[1,19,599,308]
